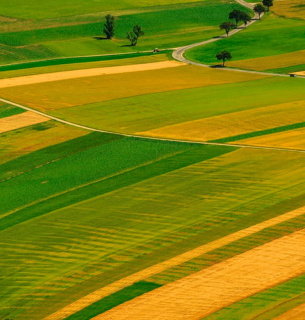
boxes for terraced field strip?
[97,228,305,320]
[43,205,305,320]
[138,100,305,142]
[0,61,184,89]
[0,111,49,133]
[275,302,305,319]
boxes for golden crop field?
[228,49,305,71]
[0,65,268,111]
[139,100,305,142]
[272,0,305,19]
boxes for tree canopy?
[216,50,232,67]
[220,21,235,37]
[253,4,266,19]
[126,25,144,46]
[103,14,115,39]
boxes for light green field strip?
[0,111,49,134]
[0,61,183,89]
[43,202,305,320]
[275,303,305,319]
[97,228,305,320]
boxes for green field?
[2,0,305,319]
[186,13,305,72]
[0,0,249,65]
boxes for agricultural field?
[186,2,305,74]
[0,0,249,65]
[2,0,305,319]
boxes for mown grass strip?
[0,144,234,231]
[0,51,169,73]
[211,121,305,143]
[65,281,161,320]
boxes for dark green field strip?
[0,51,168,73]
[205,273,305,320]
[21,189,305,320]
[0,104,25,118]
[65,281,161,320]
[0,130,121,181]
[211,121,305,143]
[0,143,233,231]
[148,214,305,285]
[0,136,199,216]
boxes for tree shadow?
[93,36,108,40]
[210,64,225,68]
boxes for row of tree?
[216,0,273,66]
[103,14,144,46]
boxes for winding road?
[0,0,304,154]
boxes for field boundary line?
[2,97,305,154]
[43,205,305,320]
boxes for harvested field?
[275,302,305,319]
[272,0,305,19]
[0,65,268,112]
[236,127,305,150]
[97,228,305,320]
[43,205,305,320]
[228,49,305,71]
[0,61,184,89]
[138,100,305,142]
[295,70,305,76]
[0,111,49,134]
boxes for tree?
[219,21,234,37]
[126,25,144,46]
[216,50,232,67]
[229,9,243,26]
[103,14,115,39]
[253,4,266,19]
[262,0,273,11]
[239,12,251,26]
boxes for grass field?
[0,0,248,65]
[2,0,305,319]
[186,13,305,72]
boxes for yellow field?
[0,122,87,165]
[295,70,305,76]
[236,127,305,150]
[43,205,305,320]
[0,54,170,79]
[97,228,305,320]
[228,49,305,71]
[139,100,305,142]
[273,0,305,19]
[0,65,268,111]
[275,303,305,319]
[0,61,184,89]
[0,111,49,134]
